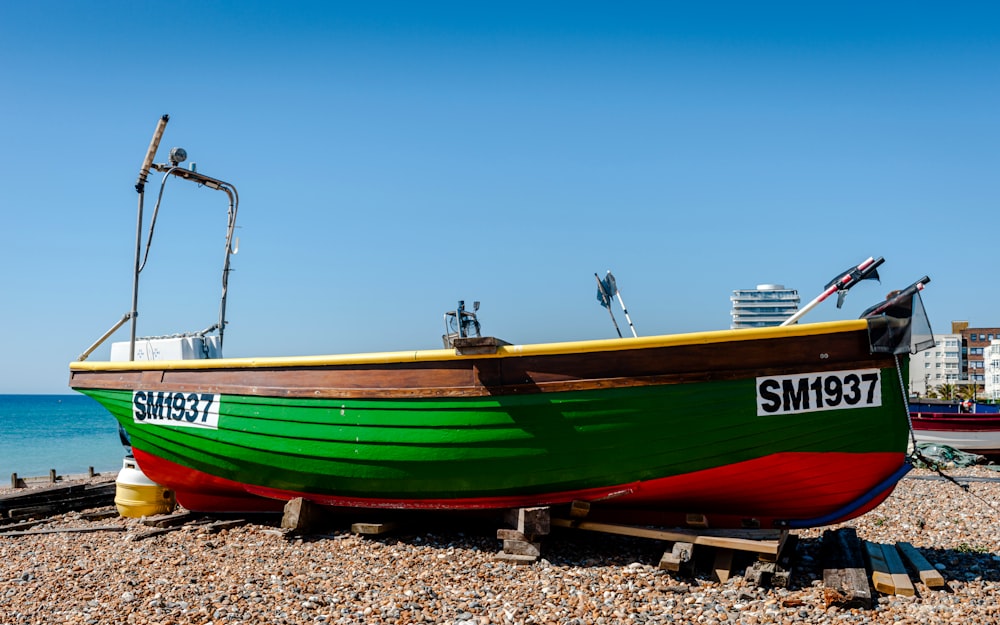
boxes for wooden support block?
[659,541,694,572]
[569,500,590,518]
[49,469,57,484]
[497,528,527,541]
[504,507,550,538]
[686,513,709,528]
[776,532,797,567]
[864,541,914,597]
[351,521,398,536]
[896,542,945,588]
[768,532,797,588]
[821,528,872,609]
[745,561,774,587]
[502,539,541,557]
[712,548,734,583]
[281,498,327,533]
[493,552,537,565]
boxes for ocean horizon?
[0,394,127,479]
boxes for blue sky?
[1,2,998,394]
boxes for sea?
[0,394,128,479]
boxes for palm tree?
[934,383,960,400]
[959,382,981,402]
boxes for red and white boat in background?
[910,400,1000,457]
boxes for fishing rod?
[780,256,884,326]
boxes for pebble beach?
[1,467,998,625]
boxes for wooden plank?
[713,548,734,583]
[205,519,247,533]
[130,519,215,542]
[80,509,119,521]
[863,541,894,595]
[551,518,781,555]
[351,521,398,536]
[863,541,913,596]
[0,519,45,532]
[7,490,117,519]
[0,482,89,506]
[142,510,199,528]
[881,542,915,596]
[1,525,126,537]
[821,528,872,609]
[896,542,945,588]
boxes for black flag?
[596,272,618,309]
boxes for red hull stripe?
[133,449,906,526]
[911,413,1000,432]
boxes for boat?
[68,116,935,530]
[910,400,1000,457]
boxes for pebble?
[0,466,998,623]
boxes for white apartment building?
[730,284,800,329]
[909,333,962,397]
[985,340,1000,401]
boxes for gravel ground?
[1,466,999,624]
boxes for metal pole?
[128,191,144,361]
[615,291,638,337]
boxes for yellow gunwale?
[69,319,868,372]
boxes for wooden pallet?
[491,503,790,580]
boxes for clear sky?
[1,2,998,394]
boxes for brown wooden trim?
[69,327,897,400]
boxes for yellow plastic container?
[115,457,176,518]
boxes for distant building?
[985,341,1000,401]
[730,284,800,329]
[911,322,1000,399]
[909,333,962,396]
[953,322,1000,387]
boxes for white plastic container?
[115,457,176,518]
[110,335,222,362]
